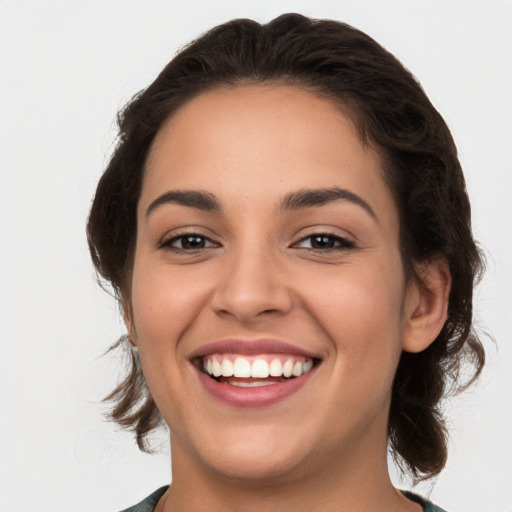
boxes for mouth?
[190,340,322,407]
[197,353,316,386]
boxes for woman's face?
[128,85,421,482]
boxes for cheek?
[130,261,206,356]
[128,263,205,416]
[301,260,406,371]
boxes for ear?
[122,299,138,347]
[402,257,451,353]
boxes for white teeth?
[202,354,315,380]
[269,358,283,377]
[221,358,234,377]
[212,358,222,377]
[233,357,251,378]
[282,359,294,378]
[251,359,270,378]
[229,381,278,387]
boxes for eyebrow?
[145,186,377,221]
[279,187,377,221]
[146,190,221,217]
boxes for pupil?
[183,235,205,249]
[312,235,334,248]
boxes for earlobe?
[402,257,451,354]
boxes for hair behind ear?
[103,335,163,451]
[389,253,484,481]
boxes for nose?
[210,244,293,324]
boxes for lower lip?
[196,367,317,407]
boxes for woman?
[87,13,484,512]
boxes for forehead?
[141,85,395,223]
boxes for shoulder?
[402,490,450,512]
[118,486,169,512]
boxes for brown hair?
[87,13,485,481]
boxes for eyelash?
[159,232,219,252]
[292,233,355,251]
[159,232,355,253]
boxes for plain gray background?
[1,1,511,511]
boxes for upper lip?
[188,339,322,360]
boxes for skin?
[126,85,450,512]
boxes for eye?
[160,233,219,251]
[293,233,355,250]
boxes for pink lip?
[196,366,317,408]
[190,338,321,408]
[189,338,320,359]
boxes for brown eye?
[310,235,336,249]
[178,235,207,249]
[294,234,355,250]
[160,233,219,251]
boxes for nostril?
[210,270,294,322]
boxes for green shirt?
[120,486,448,511]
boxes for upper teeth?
[203,354,314,379]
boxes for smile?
[191,340,321,407]
[202,354,315,383]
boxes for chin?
[205,449,305,483]
[189,424,313,483]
